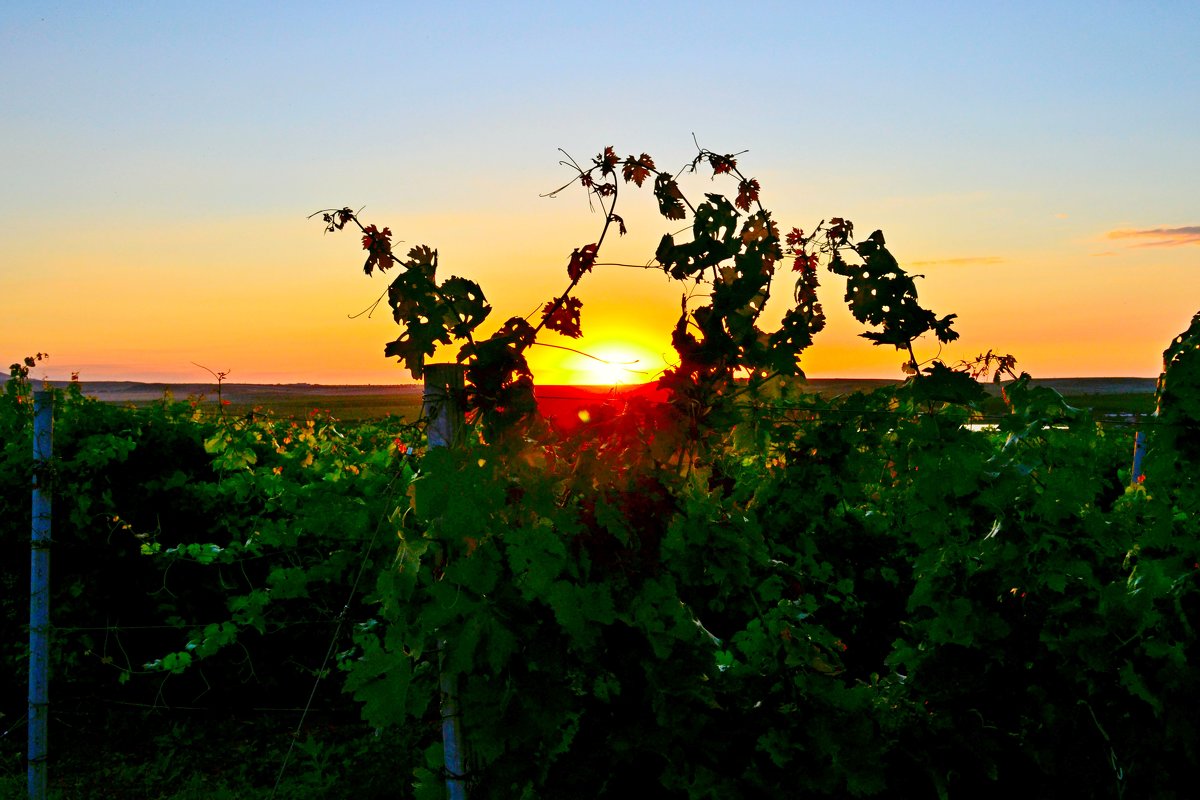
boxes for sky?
[2,1,1198,386]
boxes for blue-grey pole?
[1130,429,1147,487]
[422,364,467,800]
[29,391,53,800]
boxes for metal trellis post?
[1130,429,1147,486]
[29,391,53,800]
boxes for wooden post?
[29,392,53,800]
[423,363,465,449]
[422,364,467,800]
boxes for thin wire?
[82,699,337,714]
[1,711,29,739]
[50,620,336,633]
[270,462,410,798]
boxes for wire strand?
[269,465,408,798]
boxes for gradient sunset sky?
[3,2,1198,385]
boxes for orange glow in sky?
[2,4,1198,385]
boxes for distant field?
[45,381,428,421]
[45,377,1158,423]
[982,377,1157,420]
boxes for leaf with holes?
[541,297,584,339]
[735,178,760,212]
[440,276,492,337]
[654,173,687,221]
[567,244,599,282]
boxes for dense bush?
[1,366,422,797]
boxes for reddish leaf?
[792,251,819,273]
[622,153,655,187]
[567,243,599,282]
[827,217,854,243]
[541,296,584,339]
[785,227,805,248]
[735,179,760,212]
[322,207,356,232]
[597,146,619,176]
[610,213,627,236]
[361,224,390,251]
[710,154,737,175]
[360,225,393,275]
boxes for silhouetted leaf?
[440,276,492,337]
[909,361,987,405]
[654,173,686,221]
[567,244,599,282]
[597,146,619,176]
[541,297,584,339]
[361,224,393,275]
[710,153,737,175]
[621,153,655,187]
[735,178,760,212]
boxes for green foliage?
[1146,310,1200,513]
[0,369,423,795]
[6,145,1200,797]
[307,145,1200,797]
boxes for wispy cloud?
[908,256,1005,267]
[1107,225,1200,247]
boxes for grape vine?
[3,145,1197,798]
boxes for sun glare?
[574,343,658,386]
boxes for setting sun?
[569,341,666,386]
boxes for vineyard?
[3,146,1199,799]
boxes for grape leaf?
[440,276,492,337]
[654,173,687,221]
[735,179,760,212]
[597,146,619,176]
[382,246,448,379]
[827,217,854,243]
[828,230,957,350]
[909,361,987,405]
[541,296,584,339]
[710,153,737,175]
[622,153,655,187]
[361,224,393,275]
[567,244,599,282]
[655,195,741,279]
